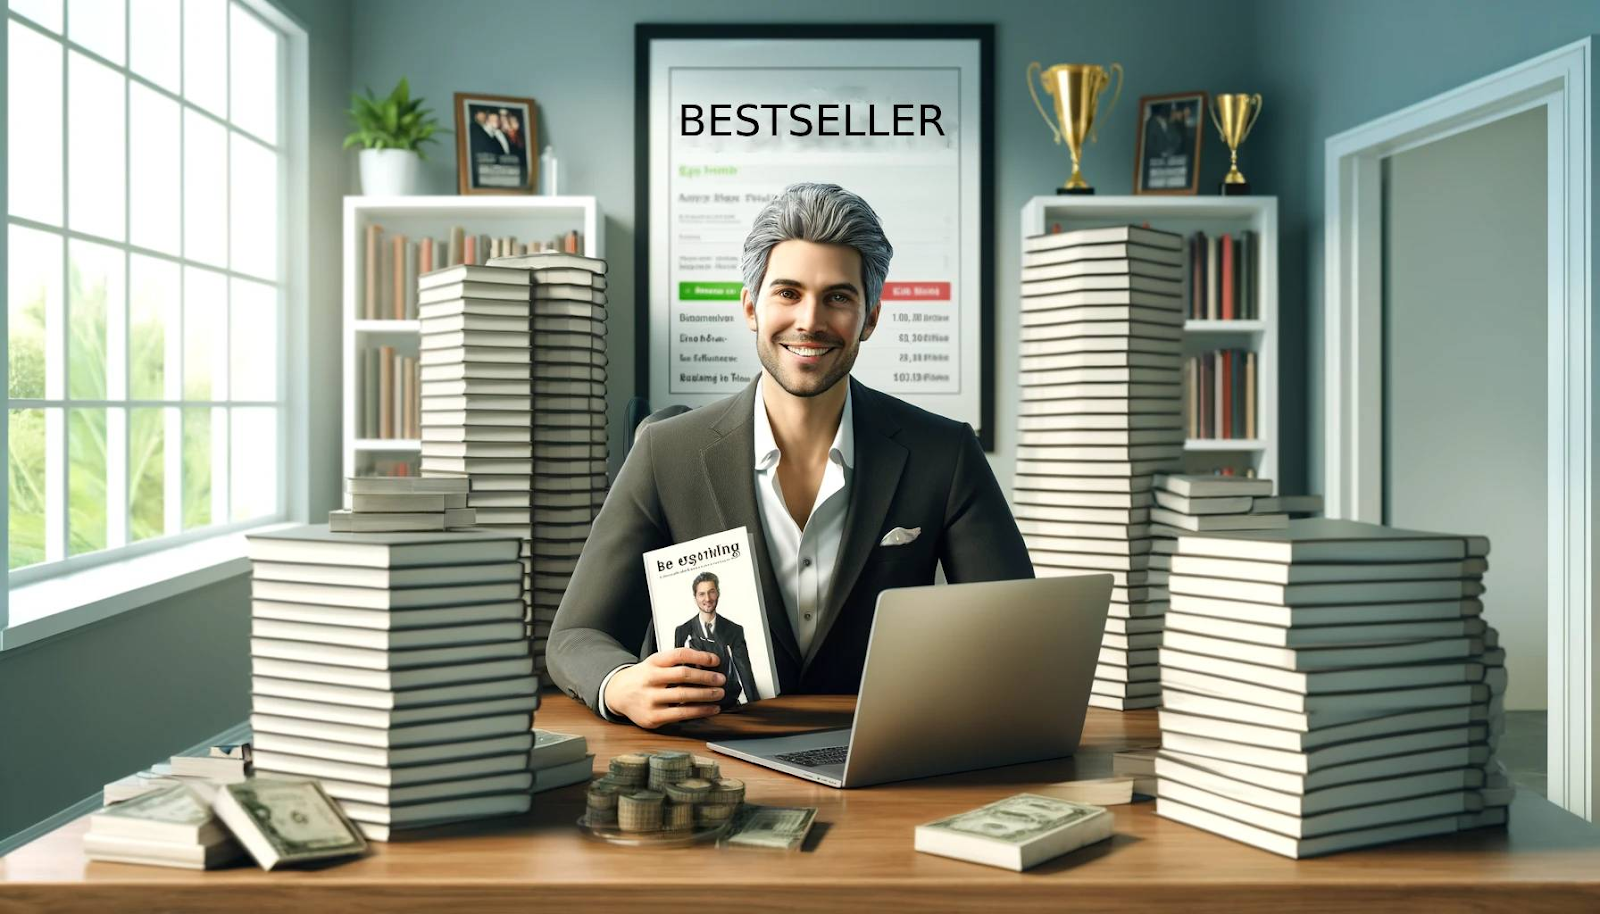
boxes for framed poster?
[1133,91,1206,195]
[454,92,538,194]
[636,24,996,449]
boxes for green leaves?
[343,77,445,159]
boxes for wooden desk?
[4,694,1600,912]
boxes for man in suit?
[672,572,758,710]
[547,182,1033,729]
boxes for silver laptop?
[706,574,1112,788]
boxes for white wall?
[1381,106,1546,710]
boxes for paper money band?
[617,790,665,832]
[664,778,712,804]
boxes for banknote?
[921,793,1102,844]
[214,778,367,869]
[720,804,817,850]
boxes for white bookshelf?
[341,195,603,482]
[1020,195,1280,485]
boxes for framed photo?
[454,92,537,194]
[636,24,997,449]
[1134,92,1206,195]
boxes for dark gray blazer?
[546,377,1034,716]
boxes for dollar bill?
[921,793,1103,845]
[214,779,367,869]
[720,804,817,850]
[98,783,211,825]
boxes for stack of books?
[1011,224,1187,713]
[331,476,474,533]
[84,784,244,870]
[1153,518,1510,857]
[244,525,540,842]
[417,253,610,678]
[530,729,595,794]
[488,252,610,679]
[103,745,253,804]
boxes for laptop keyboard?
[774,745,849,768]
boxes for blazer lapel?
[700,381,805,677]
[803,379,906,675]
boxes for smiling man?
[547,182,1032,729]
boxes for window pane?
[181,406,214,529]
[229,5,277,144]
[129,407,167,541]
[68,407,108,555]
[229,277,275,400]
[67,51,126,241]
[182,0,226,116]
[130,83,182,254]
[10,0,64,32]
[68,240,123,401]
[130,255,178,400]
[229,133,276,278]
[183,109,227,265]
[8,21,64,225]
[183,266,227,399]
[9,408,52,569]
[8,225,63,399]
[230,406,274,520]
[68,0,126,65]
[129,0,181,93]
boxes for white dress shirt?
[597,377,854,721]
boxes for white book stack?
[1011,225,1187,712]
[244,525,541,842]
[333,476,475,533]
[417,255,611,678]
[529,729,594,794]
[1153,518,1510,858]
[1132,474,1286,709]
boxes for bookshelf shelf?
[1022,195,1280,485]
[341,195,602,485]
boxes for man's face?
[474,110,487,126]
[486,113,501,130]
[695,581,720,614]
[743,239,878,398]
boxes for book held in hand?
[642,527,780,706]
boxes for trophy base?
[1221,182,1252,196]
[1056,187,1095,195]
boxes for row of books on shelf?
[1188,230,1258,321]
[1187,349,1256,441]
[362,225,584,321]
[358,346,419,440]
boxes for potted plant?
[344,78,443,196]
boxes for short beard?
[755,333,860,399]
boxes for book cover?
[1221,234,1235,320]
[641,527,780,707]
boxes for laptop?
[706,573,1112,788]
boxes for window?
[6,0,289,585]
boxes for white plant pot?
[358,148,424,196]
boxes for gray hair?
[740,183,894,308]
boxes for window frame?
[1,0,311,643]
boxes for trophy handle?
[1025,61,1062,145]
[1090,63,1124,144]
[1209,97,1227,141]
[1242,93,1264,143]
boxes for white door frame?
[1323,37,1594,819]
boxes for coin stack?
[585,780,622,826]
[618,790,665,833]
[1013,224,1187,713]
[418,251,611,681]
[648,751,693,791]
[488,252,611,682]
[693,755,720,781]
[697,777,745,827]
[607,753,650,790]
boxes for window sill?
[0,525,294,651]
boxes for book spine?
[464,234,477,266]
[393,349,405,440]
[449,226,464,266]
[1206,236,1219,320]
[1221,349,1233,440]
[364,224,381,321]
[378,345,395,439]
[405,241,418,320]
[391,235,406,320]
[1221,235,1235,321]
[1186,355,1198,440]
[1245,351,1257,439]
[420,237,434,278]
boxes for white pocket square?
[879,526,921,547]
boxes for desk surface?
[4,694,1600,913]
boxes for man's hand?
[604,648,726,729]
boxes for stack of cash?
[212,779,368,869]
[83,784,245,870]
[1012,225,1186,713]
[330,477,474,533]
[244,525,539,842]
[530,729,594,794]
[720,805,817,850]
[914,793,1113,871]
[1155,518,1510,857]
[417,253,611,678]
[104,744,254,804]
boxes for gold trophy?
[1026,62,1123,194]
[1211,93,1263,195]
